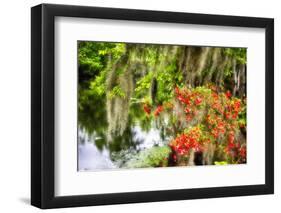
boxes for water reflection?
[133,126,164,149]
[78,125,166,171]
[78,129,116,171]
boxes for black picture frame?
[31,3,274,209]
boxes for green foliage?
[78,41,125,79]
[214,161,228,165]
[134,72,153,97]
[224,48,247,64]
[78,41,127,137]
[88,69,107,96]
[156,61,183,103]
[125,146,171,168]
[223,65,233,78]
[109,85,126,99]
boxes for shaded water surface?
[78,126,165,171]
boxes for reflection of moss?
[129,103,152,132]
[125,146,171,168]
[108,123,141,153]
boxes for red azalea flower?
[225,112,231,120]
[154,105,163,117]
[175,86,180,95]
[143,104,151,115]
[195,97,202,105]
[186,115,193,122]
[177,95,186,104]
[228,131,235,144]
[232,112,238,119]
[211,129,219,138]
[240,146,246,158]
[225,90,232,98]
[227,141,236,153]
[184,107,191,114]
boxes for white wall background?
[0,0,279,212]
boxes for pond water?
[78,126,165,171]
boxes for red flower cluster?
[239,146,246,158]
[170,127,205,156]
[225,90,232,98]
[175,87,191,106]
[170,86,246,163]
[143,104,151,115]
[154,105,164,117]
[143,103,164,117]
[227,131,235,150]
[175,86,204,122]
[195,97,202,106]
[142,85,246,164]
[224,99,241,120]
[225,134,246,161]
[209,92,224,114]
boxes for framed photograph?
[31,3,274,209]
